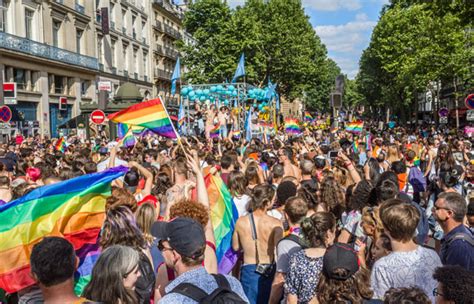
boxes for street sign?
[4,99,17,105]
[3,83,16,99]
[98,81,112,92]
[440,116,448,124]
[0,106,12,123]
[438,107,449,117]
[59,97,67,111]
[467,110,474,122]
[465,94,474,110]
[90,110,106,125]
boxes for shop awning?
[58,114,87,129]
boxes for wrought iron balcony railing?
[154,68,172,80]
[75,2,85,14]
[0,32,98,70]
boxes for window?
[122,44,128,70]
[122,9,126,25]
[143,52,148,76]
[81,80,90,96]
[25,9,34,39]
[52,20,61,47]
[97,35,103,63]
[13,68,26,90]
[0,0,7,32]
[54,75,65,94]
[76,29,83,53]
[110,3,115,22]
[111,39,116,68]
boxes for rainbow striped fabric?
[353,141,359,153]
[0,166,128,294]
[205,174,239,274]
[230,130,241,139]
[210,124,220,138]
[55,137,66,153]
[117,123,136,148]
[285,118,301,134]
[304,111,313,122]
[345,120,364,134]
[108,97,176,139]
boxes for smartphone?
[328,151,339,159]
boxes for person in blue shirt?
[433,192,474,271]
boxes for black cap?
[151,217,206,259]
[323,243,360,280]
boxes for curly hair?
[106,186,137,212]
[100,206,146,251]
[384,287,430,304]
[433,265,474,304]
[320,176,346,219]
[317,267,373,304]
[348,179,375,212]
[300,212,336,248]
[169,199,209,228]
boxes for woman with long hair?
[100,206,155,304]
[316,243,374,303]
[83,245,141,304]
[284,212,336,304]
[228,171,250,216]
[319,176,346,220]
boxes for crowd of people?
[1,118,474,304]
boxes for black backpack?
[170,274,247,304]
[278,233,307,249]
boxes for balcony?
[122,27,127,35]
[154,68,172,80]
[75,2,85,15]
[164,24,181,39]
[153,20,162,31]
[111,67,117,74]
[134,72,138,80]
[0,32,98,70]
[154,45,164,55]
[124,70,129,77]
[164,46,178,59]
[54,0,64,4]
[99,63,104,71]
[152,0,184,20]
[110,21,115,30]
[142,37,147,45]
[144,75,148,82]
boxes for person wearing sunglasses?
[433,192,474,272]
[432,265,474,304]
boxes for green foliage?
[180,0,336,109]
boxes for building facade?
[0,0,190,137]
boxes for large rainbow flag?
[285,118,302,135]
[0,166,128,294]
[304,111,313,122]
[108,97,177,139]
[117,123,136,148]
[345,120,364,134]
[205,174,239,274]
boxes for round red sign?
[90,110,106,125]
[0,105,12,123]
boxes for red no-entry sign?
[90,110,106,125]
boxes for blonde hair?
[361,206,383,237]
[135,202,157,244]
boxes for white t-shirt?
[233,194,251,217]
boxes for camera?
[255,263,275,277]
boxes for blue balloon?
[225,90,231,95]
[204,89,210,95]
[217,85,224,91]
[196,89,203,95]
[248,89,254,95]
[181,88,189,96]
[188,91,195,97]
[210,86,217,92]
[228,85,235,91]
[232,91,238,97]
[187,85,193,91]
[200,96,206,101]
[224,99,229,105]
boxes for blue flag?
[178,102,185,133]
[232,53,245,83]
[171,57,181,95]
[245,108,252,142]
[266,81,277,100]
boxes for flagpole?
[160,95,186,152]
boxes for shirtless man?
[278,148,301,180]
[232,184,283,304]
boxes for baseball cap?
[323,243,360,280]
[151,217,206,258]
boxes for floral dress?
[284,250,324,304]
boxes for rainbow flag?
[285,118,301,135]
[55,137,66,153]
[108,97,177,139]
[230,130,241,139]
[117,123,136,148]
[346,120,364,134]
[0,166,128,294]
[210,124,220,138]
[205,174,239,274]
[304,111,313,122]
[413,156,421,167]
[353,141,359,153]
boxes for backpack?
[135,252,156,304]
[278,233,307,249]
[408,167,427,192]
[171,274,247,304]
[446,230,474,247]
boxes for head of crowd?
[1,118,474,304]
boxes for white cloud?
[226,0,246,8]
[315,18,377,78]
[302,0,362,11]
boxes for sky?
[177,0,389,79]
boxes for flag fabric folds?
[210,124,220,138]
[345,120,364,134]
[55,137,66,153]
[0,166,128,294]
[171,57,181,95]
[285,118,302,135]
[304,111,313,122]
[232,53,245,83]
[205,174,239,274]
[117,123,136,148]
[108,97,177,139]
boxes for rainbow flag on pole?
[117,123,136,148]
[0,166,128,294]
[285,118,302,135]
[205,174,239,274]
[210,124,220,138]
[345,120,364,134]
[304,111,313,122]
[55,137,67,153]
[353,141,359,153]
[108,97,177,139]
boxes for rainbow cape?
[0,166,128,294]
[108,97,177,139]
[304,111,313,122]
[210,124,220,138]
[205,174,239,274]
[346,120,364,134]
[55,137,66,153]
[285,118,301,134]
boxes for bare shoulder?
[265,214,283,227]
